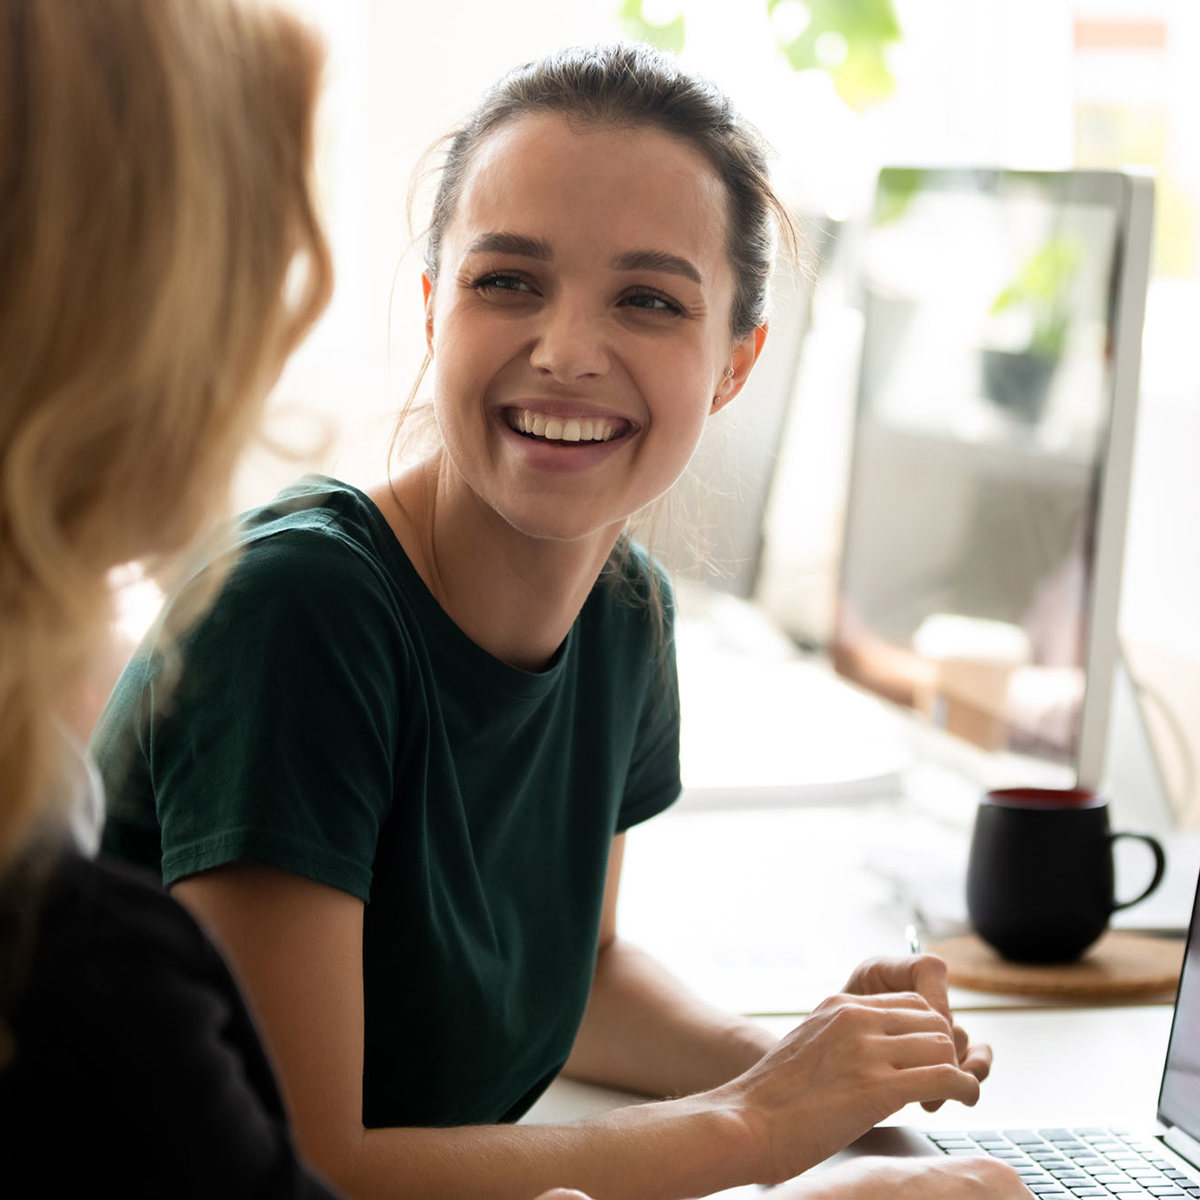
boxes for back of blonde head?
[0,0,332,869]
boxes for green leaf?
[874,168,926,225]
[618,0,686,53]
[988,237,1086,358]
[769,0,903,112]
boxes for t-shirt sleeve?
[144,528,404,900]
[617,571,683,832]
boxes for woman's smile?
[503,408,628,445]
[491,402,638,475]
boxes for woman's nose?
[529,298,609,382]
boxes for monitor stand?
[1105,642,1174,835]
[1106,642,1200,935]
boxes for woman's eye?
[621,289,683,315]
[474,272,533,295]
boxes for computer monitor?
[831,167,1154,790]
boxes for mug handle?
[1109,831,1167,912]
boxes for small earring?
[725,367,735,378]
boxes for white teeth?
[510,409,620,443]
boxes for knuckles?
[962,1156,1026,1193]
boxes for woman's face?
[424,113,763,549]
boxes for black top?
[0,849,342,1199]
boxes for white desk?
[645,590,1197,1016]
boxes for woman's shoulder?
[171,476,407,635]
[2,848,341,1198]
[14,848,264,1096]
[32,849,214,970]
[4,849,235,1090]
[231,474,399,586]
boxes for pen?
[905,922,922,955]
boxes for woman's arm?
[174,863,982,1200]
[173,864,750,1200]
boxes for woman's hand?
[843,955,993,1110]
[780,1155,1033,1200]
[711,990,982,1185]
[529,1156,1033,1200]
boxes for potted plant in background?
[982,235,1083,423]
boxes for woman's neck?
[368,458,622,672]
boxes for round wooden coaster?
[928,931,1184,999]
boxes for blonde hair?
[0,0,333,873]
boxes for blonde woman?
[0,0,341,1193]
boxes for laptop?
[821,876,1200,1199]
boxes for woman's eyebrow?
[463,236,703,285]
[611,249,702,284]
[466,232,553,259]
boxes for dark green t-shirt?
[94,476,681,1128]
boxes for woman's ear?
[710,322,768,414]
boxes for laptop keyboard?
[926,1128,1200,1199]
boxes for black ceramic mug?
[966,786,1167,963]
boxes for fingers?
[844,957,992,1085]
[846,953,949,1000]
[820,988,946,1019]
[865,1004,983,1109]
[909,953,953,1019]
[960,1037,994,1083]
[884,1029,964,1070]
[870,994,951,1027]
[817,994,982,1104]
[920,1035,990,1111]
[723,991,989,1183]
[954,1021,970,1061]
[904,1061,983,1107]
[813,990,962,1061]
[877,1027,982,1108]
[845,954,954,1030]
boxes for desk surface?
[639,596,1199,1015]
[616,795,1189,1015]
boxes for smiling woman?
[93,42,1011,1200]
[413,114,758,587]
